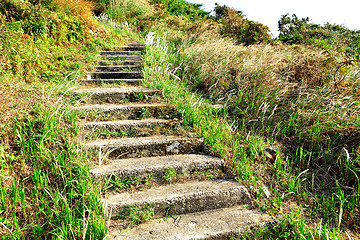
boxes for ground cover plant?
[1,0,359,238]
[0,0,129,238]
[142,32,360,239]
[134,2,360,239]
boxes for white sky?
[186,0,360,36]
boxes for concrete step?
[105,180,250,219]
[72,87,162,103]
[79,119,180,139]
[81,79,141,85]
[101,55,142,61]
[116,46,145,51]
[126,41,145,46]
[88,71,142,79]
[76,103,179,121]
[85,136,204,159]
[126,42,145,46]
[95,65,141,72]
[90,154,223,180]
[98,60,141,66]
[79,118,173,132]
[109,206,273,240]
[100,51,142,56]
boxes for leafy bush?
[149,0,209,21]
[278,13,360,56]
[0,0,95,42]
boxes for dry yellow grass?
[179,33,360,160]
[53,0,95,24]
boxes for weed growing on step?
[80,121,188,140]
[101,169,225,194]
[119,204,154,226]
[162,168,177,184]
[102,175,155,192]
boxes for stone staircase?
[73,41,272,239]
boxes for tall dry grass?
[143,34,360,235]
[176,34,360,217]
[105,0,154,23]
[53,0,95,25]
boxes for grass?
[0,1,135,237]
[162,167,177,183]
[100,169,225,194]
[1,0,359,238]
[0,95,107,238]
[142,33,360,238]
[119,204,154,226]
[102,174,155,192]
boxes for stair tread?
[90,154,222,178]
[98,61,141,64]
[77,103,173,110]
[105,179,250,218]
[95,65,140,68]
[100,51,142,55]
[88,71,142,74]
[109,205,273,240]
[85,135,202,148]
[73,87,159,94]
[87,71,143,79]
[106,179,248,206]
[85,136,204,159]
[80,118,171,127]
[81,79,142,83]
[101,55,142,58]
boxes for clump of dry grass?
[182,39,335,91]
[106,0,154,23]
[53,0,94,23]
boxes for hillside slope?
[0,0,359,239]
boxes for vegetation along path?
[72,41,273,239]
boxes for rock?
[264,148,276,162]
[166,141,180,152]
[260,185,271,199]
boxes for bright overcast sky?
[186,0,360,36]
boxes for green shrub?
[215,4,271,45]
[278,13,360,56]
[0,0,94,42]
[149,0,209,21]
[104,0,154,24]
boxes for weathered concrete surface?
[89,71,142,79]
[109,206,273,240]
[116,46,145,51]
[76,103,178,120]
[105,180,250,218]
[95,65,141,72]
[73,87,162,103]
[85,136,204,159]
[90,154,223,179]
[98,60,141,66]
[73,87,153,94]
[79,118,172,131]
[102,55,142,60]
[81,79,141,85]
[100,51,142,56]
